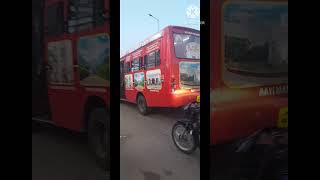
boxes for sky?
[120,0,200,56]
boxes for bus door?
[120,61,126,99]
[44,0,82,129]
[32,0,51,118]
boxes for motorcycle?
[224,128,288,180]
[172,96,200,154]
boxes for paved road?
[32,124,109,180]
[120,102,200,180]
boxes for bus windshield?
[224,2,288,77]
[174,33,200,60]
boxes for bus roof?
[120,26,199,60]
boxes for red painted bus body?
[32,0,110,169]
[210,0,288,145]
[34,0,110,131]
[120,26,200,111]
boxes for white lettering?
[259,85,288,97]
[259,88,270,96]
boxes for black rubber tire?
[172,121,199,154]
[88,108,110,171]
[136,94,149,115]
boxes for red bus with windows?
[210,1,288,178]
[32,0,110,170]
[210,0,288,145]
[120,26,200,114]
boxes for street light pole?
[148,14,159,32]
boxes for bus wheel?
[137,94,149,115]
[88,108,110,171]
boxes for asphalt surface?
[120,102,200,180]
[32,102,200,180]
[32,124,109,180]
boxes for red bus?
[32,0,110,170]
[120,26,200,115]
[210,0,288,145]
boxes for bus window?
[131,58,140,72]
[68,0,105,33]
[47,2,64,36]
[144,55,148,69]
[139,57,144,70]
[145,50,160,69]
[125,62,131,73]
[223,2,288,87]
[173,33,200,59]
[155,50,160,66]
[92,0,105,26]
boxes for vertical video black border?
[109,0,120,179]
[200,0,210,179]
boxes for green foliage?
[97,58,110,80]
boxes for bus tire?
[137,94,149,115]
[88,108,110,171]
